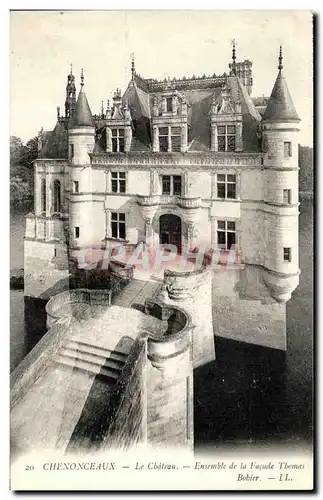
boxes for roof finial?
[70,63,73,75]
[80,68,84,89]
[231,39,237,75]
[278,45,283,71]
[57,106,60,119]
[131,53,135,80]
[101,100,104,117]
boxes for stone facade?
[24,48,300,349]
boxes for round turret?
[68,70,95,250]
[261,47,301,302]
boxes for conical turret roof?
[262,70,300,122]
[70,89,95,128]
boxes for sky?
[10,10,313,146]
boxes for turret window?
[69,144,74,160]
[53,180,61,213]
[218,125,236,152]
[283,189,291,204]
[73,181,79,193]
[111,172,126,193]
[41,179,46,213]
[283,247,292,262]
[284,142,292,157]
[112,129,125,153]
[111,212,126,239]
[217,174,236,199]
[75,227,80,239]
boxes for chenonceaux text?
[43,462,115,471]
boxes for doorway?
[159,214,182,254]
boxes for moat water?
[10,197,313,448]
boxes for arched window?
[41,179,46,213]
[53,180,61,213]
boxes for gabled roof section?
[70,90,95,128]
[227,75,262,152]
[38,120,68,159]
[262,71,300,122]
[124,80,151,120]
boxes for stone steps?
[54,339,130,384]
[59,347,124,372]
[67,339,130,360]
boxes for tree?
[298,145,313,194]
[10,135,38,211]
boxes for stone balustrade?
[136,195,160,206]
[45,288,112,328]
[177,196,201,209]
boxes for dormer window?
[112,128,125,153]
[166,97,173,112]
[218,125,236,152]
[158,126,181,152]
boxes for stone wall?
[10,318,73,408]
[100,338,147,450]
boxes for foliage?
[299,145,313,193]
[10,135,38,211]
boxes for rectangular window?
[111,129,125,153]
[217,220,236,250]
[159,126,182,152]
[162,175,182,196]
[217,174,237,199]
[162,175,171,194]
[159,127,169,152]
[75,227,80,239]
[283,247,292,262]
[73,181,79,193]
[69,144,74,159]
[111,212,126,239]
[283,189,292,204]
[111,172,126,193]
[166,97,173,112]
[171,126,181,152]
[284,142,292,157]
[217,125,236,152]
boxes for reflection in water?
[10,198,313,446]
[194,197,313,447]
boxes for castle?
[24,44,300,348]
[11,45,301,456]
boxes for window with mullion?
[217,220,236,250]
[217,173,237,200]
[111,129,125,153]
[111,172,126,193]
[111,212,126,239]
[217,125,236,152]
[162,175,182,196]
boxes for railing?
[45,288,112,328]
[137,195,159,206]
[177,197,201,209]
[137,195,201,208]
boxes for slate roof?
[70,90,96,128]
[38,120,68,159]
[38,63,298,159]
[262,70,300,122]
